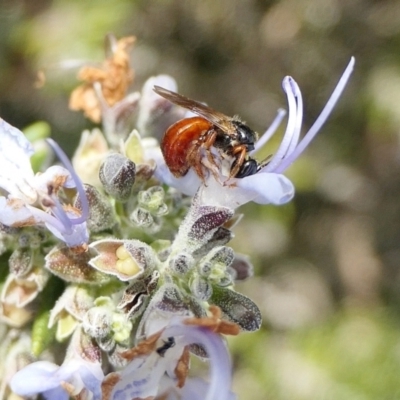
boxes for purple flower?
[10,359,103,400]
[106,319,234,400]
[148,58,355,209]
[0,119,89,248]
[10,329,104,400]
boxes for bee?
[153,86,266,180]
[156,336,175,357]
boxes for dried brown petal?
[184,305,240,336]
[69,36,135,122]
[175,346,190,388]
[102,372,121,400]
[121,331,161,361]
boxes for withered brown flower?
[69,36,136,123]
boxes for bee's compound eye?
[234,159,259,178]
[233,121,257,147]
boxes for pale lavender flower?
[10,328,104,400]
[0,119,89,248]
[137,74,186,139]
[107,320,233,400]
[9,359,103,400]
[148,58,355,209]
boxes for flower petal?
[10,331,104,400]
[146,145,201,196]
[10,361,66,397]
[137,74,186,139]
[0,119,36,202]
[197,173,294,209]
[0,196,40,227]
[236,172,295,205]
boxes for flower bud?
[198,246,234,277]
[217,273,234,287]
[112,312,133,343]
[168,252,194,275]
[190,276,213,301]
[83,303,113,339]
[173,196,234,256]
[134,163,156,184]
[138,186,168,216]
[99,153,136,202]
[8,248,33,277]
[193,227,233,258]
[229,254,254,281]
[130,207,153,227]
[75,184,116,233]
[197,247,235,286]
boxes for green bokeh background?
[2,0,400,398]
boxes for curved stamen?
[275,57,355,173]
[285,78,303,157]
[263,76,300,172]
[48,196,73,232]
[46,139,89,224]
[251,108,286,155]
[27,205,67,233]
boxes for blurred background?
[1,0,400,398]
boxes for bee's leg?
[201,152,225,184]
[229,145,247,178]
[202,130,220,169]
[187,141,207,183]
[199,129,225,183]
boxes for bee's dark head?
[232,121,257,150]
[233,158,259,178]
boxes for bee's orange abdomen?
[161,116,213,177]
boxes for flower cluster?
[0,35,354,399]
